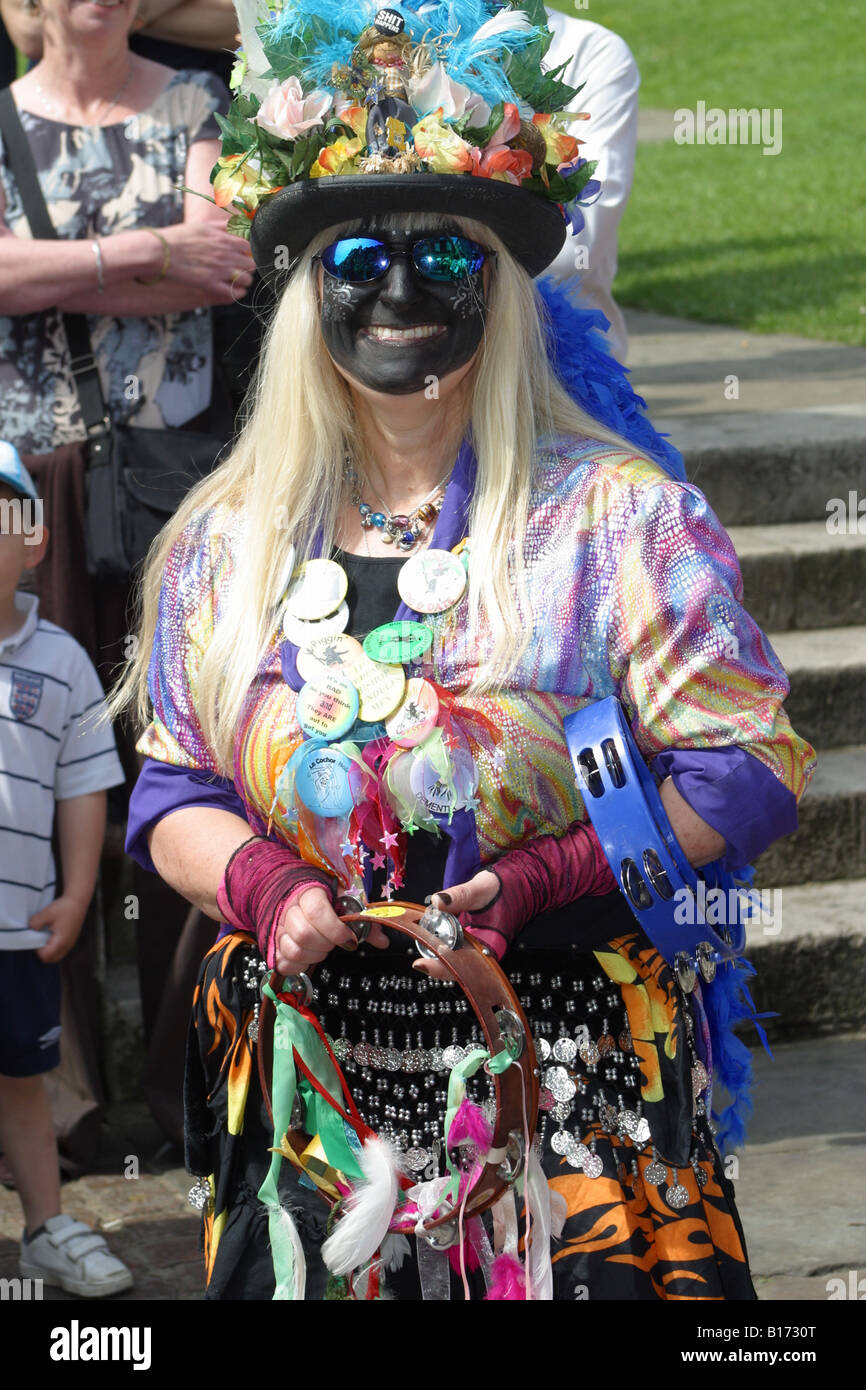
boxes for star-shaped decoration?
[391,867,405,891]
[356,845,370,866]
[381,879,394,902]
[380,828,399,851]
[403,816,418,836]
[492,747,508,770]
[371,851,386,871]
[339,838,354,858]
[463,795,481,815]
[441,731,458,750]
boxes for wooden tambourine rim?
[256,901,539,1230]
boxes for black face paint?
[319,220,488,395]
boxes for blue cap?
[0,441,38,502]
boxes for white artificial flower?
[407,62,492,127]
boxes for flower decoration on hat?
[216,0,599,244]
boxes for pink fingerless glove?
[216,836,336,969]
[458,820,617,961]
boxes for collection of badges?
[272,548,483,895]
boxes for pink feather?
[486,1252,526,1300]
[447,1099,493,1152]
[447,1218,483,1273]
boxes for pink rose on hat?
[256,77,333,141]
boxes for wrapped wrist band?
[217,835,336,969]
[135,227,171,285]
[460,821,617,961]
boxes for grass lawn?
[550,0,865,344]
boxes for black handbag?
[0,86,228,578]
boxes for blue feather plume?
[701,957,773,1153]
[265,0,536,107]
[535,277,687,482]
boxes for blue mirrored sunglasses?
[316,235,493,284]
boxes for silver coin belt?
[300,953,717,1205]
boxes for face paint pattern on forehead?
[317,218,489,396]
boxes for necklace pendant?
[397,533,417,551]
[381,531,395,545]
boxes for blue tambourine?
[563,697,747,989]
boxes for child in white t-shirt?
[0,442,132,1297]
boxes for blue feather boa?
[535,277,687,482]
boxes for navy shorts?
[0,951,61,1077]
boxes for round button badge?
[385,678,439,748]
[296,673,359,741]
[397,549,467,615]
[352,652,406,723]
[363,620,433,666]
[283,600,350,648]
[297,634,404,722]
[294,743,354,818]
[296,633,364,683]
[284,559,348,621]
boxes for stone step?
[728,521,866,632]
[683,431,866,528]
[755,745,866,887]
[741,880,866,1040]
[767,626,866,750]
[623,307,866,528]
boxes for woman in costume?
[120,0,814,1300]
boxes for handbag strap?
[0,86,109,442]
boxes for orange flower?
[335,101,368,141]
[478,144,533,184]
[412,111,480,173]
[532,113,583,166]
[212,151,267,212]
[309,136,363,177]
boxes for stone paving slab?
[624,308,866,419]
[728,1034,865,1286]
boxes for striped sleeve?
[136,509,234,773]
[55,650,125,800]
[608,477,816,804]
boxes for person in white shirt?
[0,441,132,1298]
[540,9,639,364]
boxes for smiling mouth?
[361,325,447,344]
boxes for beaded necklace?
[345,461,451,552]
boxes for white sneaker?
[19,1215,134,1298]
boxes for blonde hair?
[113,211,650,774]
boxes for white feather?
[379,1231,412,1272]
[549,1187,568,1240]
[233,0,270,66]
[266,1203,307,1300]
[322,1136,400,1277]
[525,1146,554,1301]
[469,11,534,50]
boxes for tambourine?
[564,697,747,988]
[256,899,539,1253]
